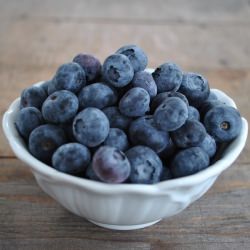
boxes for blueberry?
[52,143,91,175]
[198,133,217,158]
[199,100,225,119]
[129,115,170,153]
[171,120,206,148]
[151,91,189,113]
[126,146,163,184]
[119,87,150,117]
[29,124,67,164]
[158,138,176,161]
[103,128,129,151]
[59,122,76,142]
[20,86,47,109]
[206,91,218,101]
[161,165,173,181]
[15,107,43,140]
[52,62,86,93]
[116,45,148,72]
[42,90,79,123]
[188,106,200,121]
[153,97,188,132]
[73,107,109,147]
[102,54,134,87]
[171,147,210,178]
[85,163,101,181]
[179,72,210,107]
[102,106,131,131]
[92,146,131,183]
[130,71,157,98]
[41,80,52,95]
[204,106,242,142]
[152,63,183,93]
[78,83,117,110]
[73,54,101,82]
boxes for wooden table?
[1,1,250,249]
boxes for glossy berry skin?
[52,143,91,175]
[42,90,79,123]
[15,107,43,140]
[20,86,47,109]
[126,146,163,184]
[52,62,86,94]
[131,71,157,98]
[171,120,206,148]
[92,146,131,183]
[171,147,210,178]
[153,97,188,132]
[116,44,148,72]
[73,54,101,82]
[152,63,183,93]
[204,106,242,142]
[78,83,117,110]
[198,133,217,158]
[188,106,200,121]
[73,107,109,147]
[29,124,67,164]
[103,128,129,151]
[102,54,134,87]
[179,72,210,107]
[151,91,189,112]
[102,106,131,131]
[129,116,170,153]
[119,87,150,117]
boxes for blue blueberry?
[152,63,183,93]
[102,106,131,131]
[179,72,210,107]
[78,83,117,110]
[159,137,176,160]
[59,122,76,142]
[15,107,43,140]
[161,165,173,181]
[52,62,86,93]
[171,120,206,148]
[29,124,67,164]
[42,90,79,123]
[204,106,242,142]
[129,115,170,153]
[198,133,217,158]
[130,71,157,98]
[20,86,47,109]
[153,97,188,131]
[116,45,148,72]
[126,146,163,184]
[41,80,52,95]
[199,100,225,119]
[151,91,189,112]
[73,54,101,82]
[171,147,210,178]
[85,163,101,181]
[73,107,110,147]
[188,106,200,121]
[119,87,150,117]
[206,91,218,101]
[52,143,91,175]
[92,146,131,183]
[102,54,134,87]
[103,128,129,151]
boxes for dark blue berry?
[199,100,225,119]
[153,97,188,131]
[198,133,216,158]
[92,146,131,183]
[52,143,91,175]
[126,146,163,184]
[41,80,52,95]
[42,90,79,123]
[188,106,200,121]
[85,163,101,181]
[73,107,109,147]
[102,54,134,87]
[161,165,173,181]
[15,107,43,140]
[206,91,218,101]
[116,45,148,72]
[171,147,209,178]
[158,138,176,160]
[119,87,150,117]
[152,63,183,93]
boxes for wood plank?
[0,159,249,247]
[1,0,250,24]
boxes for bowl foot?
[88,219,161,230]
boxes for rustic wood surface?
[0,1,250,249]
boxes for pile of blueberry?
[15,45,242,184]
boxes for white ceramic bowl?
[2,85,248,230]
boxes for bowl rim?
[2,85,248,195]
